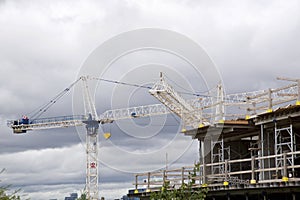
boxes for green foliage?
[0,169,22,200]
[0,186,21,200]
[77,192,87,200]
[150,163,208,200]
[76,193,105,200]
[150,183,207,200]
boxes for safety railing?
[133,151,300,191]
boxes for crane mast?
[81,76,99,200]
[84,117,99,200]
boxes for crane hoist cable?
[164,75,251,103]
[26,77,153,121]
[92,77,153,89]
[164,74,214,95]
[28,77,82,120]
[94,76,215,98]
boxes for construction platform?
[127,104,300,200]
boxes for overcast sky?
[0,0,300,199]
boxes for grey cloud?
[1,0,300,199]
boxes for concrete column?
[250,156,256,184]
[224,159,229,186]
[259,124,264,181]
[135,175,138,189]
[203,136,212,181]
[147,172,150,189]
[181,167,185,186]
[292,193,296,200]
[282,153,288,182]
[203,162,207,184]
[245,193,249,200]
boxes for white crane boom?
[149,72,204,129]
[7,104,170,133]
[149,73,300,130]
[99,104,168,123]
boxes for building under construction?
[127,76,300,200]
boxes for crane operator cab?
[21,115,29,124]
[12,115,30,134]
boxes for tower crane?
[7,76,169,200]
[7,73,300,199]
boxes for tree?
[150,182,207,200]
[0,169,22,200]
[0,188,21,200]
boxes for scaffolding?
[130,76,300,199]
[211,137,230,175]
[275,123,295,176]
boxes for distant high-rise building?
[64,193,78,200]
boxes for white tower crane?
[7,76,169,200]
